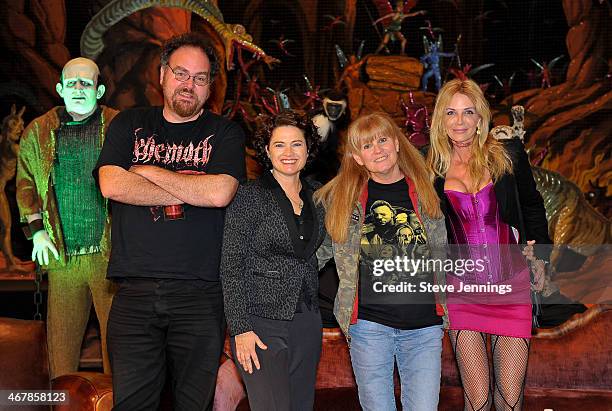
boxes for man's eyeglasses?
[165,64,212,86]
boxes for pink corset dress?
[444,182,532,338]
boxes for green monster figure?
[16,57,118,378]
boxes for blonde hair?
[427,79,511,191]
[315,112,441,243]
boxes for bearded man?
[95,33,245,410]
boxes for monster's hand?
[32,230,59,266]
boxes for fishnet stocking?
[449,330,530,411]
[491,335,530,411]
[449,330,492,411]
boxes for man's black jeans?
[108,278,225,411]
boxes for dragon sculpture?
[80,0,277,70]
[492,106,610,261]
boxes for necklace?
[449,134,475,148]
[288,190,304,211]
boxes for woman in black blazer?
[220,110,326,411]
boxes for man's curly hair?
[160,32,220,80]
[253,110,320,170]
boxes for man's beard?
[170,86,202,118]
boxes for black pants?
[108,278,225,411]
[231,304,322,411]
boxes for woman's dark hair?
[160,32,220,80]
[253,110,320,170]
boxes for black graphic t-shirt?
[358,178,442,329]
[95,107,246,281]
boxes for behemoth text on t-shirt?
[95,107,246,281]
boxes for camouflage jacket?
[317,177,449,340]
[16,106,118,268]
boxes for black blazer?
[220,172,326,336]
[434,139,552,260]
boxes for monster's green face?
[56,59,105,119]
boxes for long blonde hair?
[315,112,441,243]
[427,79,511,190]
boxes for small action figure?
[531,55,564,88]
[373,0,426,55]
[261,86,291,115]
[302,75,324,111]
[269,34,295,57]
[493,72,516,99]
[420,35,455,91]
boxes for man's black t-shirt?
[95,107,246,281]
[358,178,442,330]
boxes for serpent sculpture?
[80,0,276,70]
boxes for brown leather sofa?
[3,307,610,410]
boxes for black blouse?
[265,171,318,311]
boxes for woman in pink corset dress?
[428,79,551,411]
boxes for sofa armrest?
[52,372,113,411]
